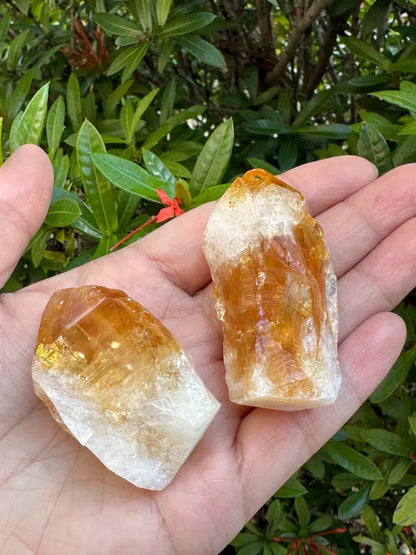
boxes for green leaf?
[409,412,416,436]
[0,9,10,43]
[321,440,383,481]
[53,154,69,189]
[371,81,416,113]
[191,184,229,207]
[7,28,30,70]
[338,484,371,520]
[361,504,380,538]
[296,123,351,139]
[142,149,176,189]
[393,134,416,166]
[107,44,149,78]
[67,73,82,132]
[332,472,361,489]
[353,535,387,552]
[266,499,282,531]
[362,0,391,38]
[143,105,205,150]
[91,153,166,202]
[176,34,226,67]
[135,0,153,32]
[30,226,50,268]
[158,13,216,37]
[126,88,159,144]
[308,515,332,534]
[13,0,29,14]
[47,96,65,160]
[388,459,412,485]
[77,120,118,234]
[157,0,174,26]
[94,13,142,37]
[295,496,310,529]
[189,119,234,195]
[359,429,411,457]
[357,123,393,175]
[340,36,388,68]
[278,138,297,171]
[231,531,263,549]
[160,77,176,123]
[275,476,307,498]
[9,83,49,151]
[393,485,416,525]
[45,198,81,227]
[5,68,33,121]
[158,37,175,72]
[293,89,334,127]
[122,43,150,82]
[398,120,416,135]
[103,80,134,119]
[247,158,279,174]
[370,347,416,403]
[303,455,325,480]
[51,188,102,239]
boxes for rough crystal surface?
[203,169,340,410]
[32,285,220,490]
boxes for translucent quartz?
[32,285,220,490]
[203,169,341,410]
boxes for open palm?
[1,146,415,554]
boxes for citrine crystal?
[32,285,220,490]
[203,169,340,410]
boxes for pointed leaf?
[191,184,229,207]
[51,187,102,239]
[158,13,216,37]
[340,36,388,67]
[338,484,371,520]
[393,485,416,525]
[45,198,81,227]
[107,45,146,77]
[295,496,310,529]
[157,0,174,27]
[135,0,153,32]
[47,96,65,159]
[9,83,49,151]
[94,13,142,37]
[176,34,226,68]
[66,73,82,132]
[361,504,380,538]
[122,43,149,82]
[321,440,382,480]
[370,347,416,403]
[308,515,332,534]
[126,88,159,144]
[5,68,33,121]
[77,121,118,233]
[190,119,233,195]
[359,429,412,457]
[143,105,205,150]
[358,123,393,175]
[91,153,166,202]
[142,149,176,192]
[276,476,307,498]
[53,154,69,189]
[388,459,412,485]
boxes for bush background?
[1,1,416,552]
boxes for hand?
[0,146,414,554]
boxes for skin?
[0,145,415,554]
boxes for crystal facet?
[203,169,340,410]
[32,285,220,490]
